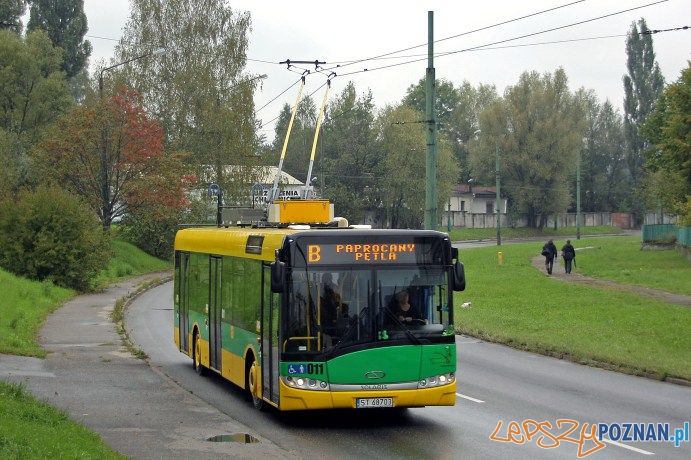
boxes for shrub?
[0,187,110,291]
[119,209,177,261]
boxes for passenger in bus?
[320,273,343,347]
[321,275,341,325]
[391,290,428,325]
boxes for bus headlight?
[282,376,330,391]
[418,372,455,389]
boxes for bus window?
[282,266,451,356]
[283,269,372,354]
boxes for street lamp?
[98,48,165,229]
[99,48,166,98]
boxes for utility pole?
[424,11,437,230]
[495,138,501,245]
[577,142,582,240]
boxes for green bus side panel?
[189,310,208,340]
[225,325,260,357]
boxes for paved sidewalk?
[0,272,296,460]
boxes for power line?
[335,0,671,78]
[322,0,587,73]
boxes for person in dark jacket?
[542,239,557,275]
[561,240,576,274]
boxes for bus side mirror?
[452,260,465,291]
[270,260,285,293]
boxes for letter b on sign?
[308,245,321,262]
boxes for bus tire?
[193,330,206,376]
[246,354,264,411]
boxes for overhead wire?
[321,0,587,73]
[257,0,678,133]
[335,0,671,78]
[255,0,591,131]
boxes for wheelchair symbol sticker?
[288,364,306,374]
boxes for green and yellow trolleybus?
[174,200,466,411]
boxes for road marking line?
[457,393,485,403]
[602,438,655,455]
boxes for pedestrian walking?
[541,239,557,275]
[561,239,576,274]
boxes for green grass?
[0,270,73,357]
[454,236,691,381]
[576,237,691,296]
[0,239,170,357]
[1,238,169,459]
[0,381,126,460]
[92,239,171,289]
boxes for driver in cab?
[392,290,428,324]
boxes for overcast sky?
[82,0,689,141]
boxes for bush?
[119,208,178,260]
[0,187,110,291]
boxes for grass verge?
[0,239,170,357]
[0,381,126,459]
[1,238,170,458]
[454,236,691,381]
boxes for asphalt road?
[127,282,691,460]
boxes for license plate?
[356,397,393,408]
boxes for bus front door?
[209,256,222,371]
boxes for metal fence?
[642,224,691,247]
[444,211,619,230]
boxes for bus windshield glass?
[282,267,452,355]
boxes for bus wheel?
[247,356,263,411]
[193,331,205,376]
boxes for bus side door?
[262,263,280,405]
[209,256,222,371]
[178,252,190,353]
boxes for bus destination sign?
[298,240,442,265]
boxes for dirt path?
[531,255,691,307]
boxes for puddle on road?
[207,433,260,444]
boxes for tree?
[375,104,458,228]
[642,62,691,225]
[27,0,91,79]
[403,79,499,184]
[319,82,378,223]
[447,82,498,183]
[623,18,665,218]
[403,78,460,131]
[0,29,72,193]
[0,0,25,34]
[0,29,72,139]
[115,0,260,201]
[577,89,628,212]
[469,68,585,229]
[33,88,194,230]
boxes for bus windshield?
[282,267,452,355]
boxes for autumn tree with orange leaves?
[34,87,195,230]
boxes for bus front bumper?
[278,379,456,411]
